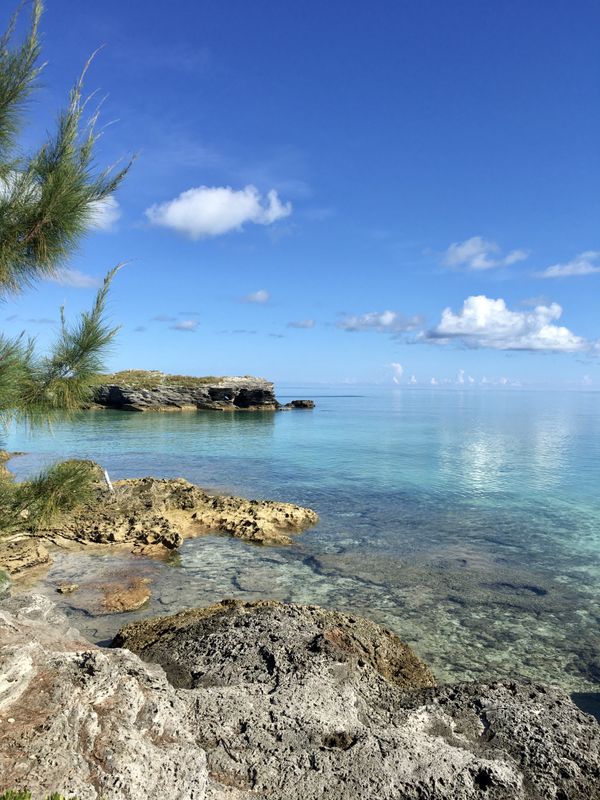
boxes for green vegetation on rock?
[0,793,77,800]
[98,369,221,388]
[0,459,99,535]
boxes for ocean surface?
[3,388,600,705]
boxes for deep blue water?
[3,388,600,695]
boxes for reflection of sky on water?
[3,388,600,694]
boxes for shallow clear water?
[3,388,600,698]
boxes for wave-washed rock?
[1,595,598,799]
[92,372,314,412]
[0,475,319,577]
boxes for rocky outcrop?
[93,374,296,412]
[0,594,208,800]
[0,536,52,575]
[1,595,599,799]
[43,476,319,551]
[115,599,600,800]
[0,475,319,578]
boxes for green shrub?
[0,459,99,535]
[0,792,78,800]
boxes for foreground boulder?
[0,594,207,800]
[115,599,600,800]
[1,595,598,799]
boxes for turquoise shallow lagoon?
[3,388,600,699]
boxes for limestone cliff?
[93,372,280,411]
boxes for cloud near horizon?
[390,362,403,384]
[443,236,528,271]
[145,185,291,239]
[338,310,423,333]
[425,295,589,352]
[536,251,600,278]
[288,319,316,329]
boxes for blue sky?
[4,0,600,387]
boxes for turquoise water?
[3,388,600,697]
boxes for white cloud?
[443,236,528,271]
[457,369,465,384]
[409,374,417,384]
[48,268,100,289]
[145,185,291,239]
[243,289,270,304]
[90,196,121,231]
[171,319,199,332]
[430,377,438,385]
[288,319,316,329]
[468,375,475,384]
[390,362,403,384]
[425,295,588,352]
[537,251,600,279]
[338,310,423,333]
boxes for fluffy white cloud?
[426,295,588,352]
[457,369,465,384]
[390,362,403,384]
[338,310,423,333]
[48,268,100,289]
[409,374,417,384]
[443,236,528,271]
[90,196,121,231]
[243,289,270,304]
[145,185,291,239]
[537,251,600,278]
[171,319,199,332]
[288,319,316,329]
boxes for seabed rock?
[1,595,599,799]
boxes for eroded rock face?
[43,476,319,551]
[2,595,598,799]
[0,594,208,800]
[94,376,279,412]
[115,599,600,800]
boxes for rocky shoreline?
[0,592,599,799]
[0,468,319,582]
[92,372,315,412]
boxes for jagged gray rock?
[115,599,600,800]
[2,595,598,800]
[0,594,208,800]
[94,375,280,411]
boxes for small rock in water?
[56,583,79,594]
[101,578,151,613]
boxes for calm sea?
[3,388,600,707]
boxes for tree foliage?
[0,0,129,419]
[0,1,130,537]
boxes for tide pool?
[3,388,600,699]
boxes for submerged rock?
[114,599,600,800]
